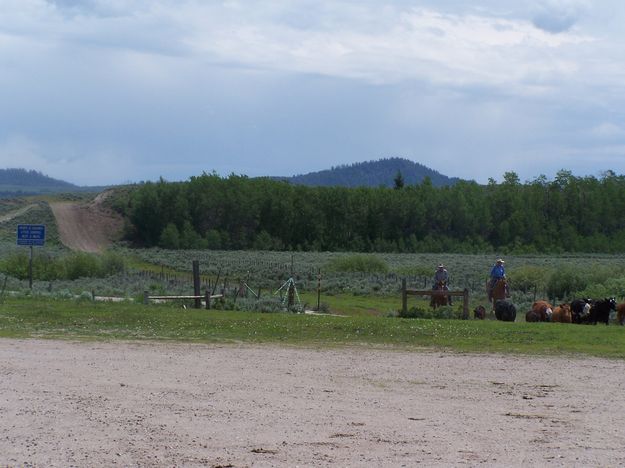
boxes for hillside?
[0,168,105,197]
[284,158,462,187]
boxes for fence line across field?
[143,291,224,309]
[125,260,489,316]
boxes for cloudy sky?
[2,0,625,185]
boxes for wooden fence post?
[143,291,149,305]
[316,269,321,311]
[193,260,201,309]
[463,288,469,320]
[205,290,210,310]
[402,278,407,315]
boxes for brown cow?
[552,304,572,323]
[617,302,625,326]
[474,305,486,320]
[526,300,553,322]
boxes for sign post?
[17,224,46,289]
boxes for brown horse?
[430,281,449,308]
[488,278,508,308]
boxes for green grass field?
[1,297,624,358]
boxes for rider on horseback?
[488,258,506,301]
[433,264,451,305]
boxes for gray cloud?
[45,0,137,17]
[531,0,588,33]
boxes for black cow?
[495,300,516,322]
[588,298,616,325]
[571,298,592,324]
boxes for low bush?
[546,266,588,300]
[509,265,551,293]
[578,277,625,300]
[326,255,389,274]
[0,251,126,281]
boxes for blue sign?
[17,224,46,246]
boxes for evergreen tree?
[393,170,404,190]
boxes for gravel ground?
[1,339,625,467]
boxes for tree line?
[115,170,625,253]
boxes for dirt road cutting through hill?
[50,191,123,252]
[1,339,625,467]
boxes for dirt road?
[0,203,38,223]
[1,339,624,467]
[49,192,123,252]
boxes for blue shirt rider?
[488,258,506,299]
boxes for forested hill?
[0,168,76,188]
[0,168,109,196]
[284,158,461,187]
[0,168,78,195]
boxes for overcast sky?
[2,0,625,185]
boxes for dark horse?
[488,278,508,308]
[430,281,449,308]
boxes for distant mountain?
[284,158,462,188]
[0,168,103,197]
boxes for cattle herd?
[475,298,625,324]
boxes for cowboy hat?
[496,258,505,263]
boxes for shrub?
[326,255,389,274]
[396,265,432,277]
[205,229,222,249]
[578,277,625,300]
[585,264,623,286]
[100,251,126,276]
[54,289,75,300]
[0,251,29,279]
[75,291,94,303]
[546,266,587,301]
[509,265,551,293]
[63,252,101,280]
[253,231,274,250]
[0,250,126,281]
[159,223,181,249]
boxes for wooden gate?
[401,278,469,319]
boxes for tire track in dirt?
[49,191,123,253]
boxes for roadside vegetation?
[0,250,126,281]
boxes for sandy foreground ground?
[1,340,625,467]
